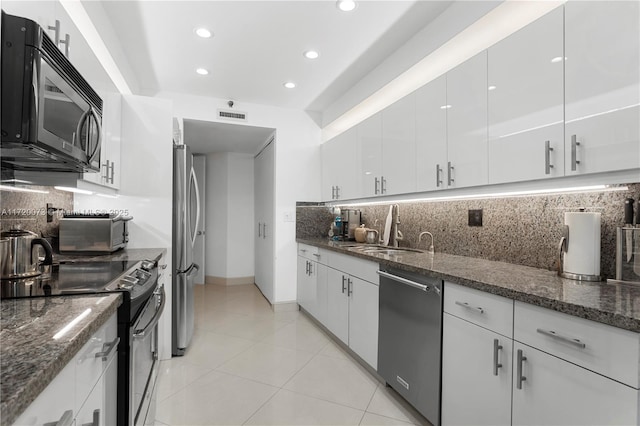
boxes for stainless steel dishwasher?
[377,268,443,425]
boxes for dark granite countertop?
[0,293,122,426]
[297,238,640,333]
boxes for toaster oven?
[59,213,132,254]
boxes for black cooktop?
[0,260,138,299]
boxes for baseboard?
[271,301,299,312]
[205,275,255,286]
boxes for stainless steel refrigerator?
[172,144,201,356]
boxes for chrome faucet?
[418,231,435,254]
[391,204,403,247]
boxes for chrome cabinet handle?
[44,409,74,426]
[335,186,340,199]
[305,260,310,275]
[309,262,313,276]
[381,176,387,194]
[258,222,262,237]
[571,134,581,171]
[107,160,115,184]
[544,140,554,175]
[436,164,443,187]
[262,223,267,239]
[48,20,61,45]
[374,177,380,195]
[447,162,454,185]
[342,275,347,293]
[347,278,353,296]
[312,253,321,258]
[493,339,503,376]
[59,33,71,58]
[536,328,586,349]
[95,336,120,362]
[331,186,336,200]
[454,300,484,314]
[516,349,527,390]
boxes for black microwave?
[1,11,102,173]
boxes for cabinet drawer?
[443,282,513,337]
[326,251,378,284]
[75,313,118,412]
[514,301,640,388]
[298,244,319,260]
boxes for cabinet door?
[512,342,638,426]
[382,94,416,195]
[488,7,565,184]
[447,51,488,188]
[416,75,448,192]
[441,313,512,426]
[321,127,359,201]
[348,277,378,369]
[75,353,117,426]
[315,262,328,326]
[325,267,349,344]
[297,256,313,312]
[358,112,383,197]
[564,1,640,175]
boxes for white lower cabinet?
[325,266,350,344]
[442,281,640,426]
[14,312,118,426]
[347,276,379,369]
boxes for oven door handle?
[133,284,166,340]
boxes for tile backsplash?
[297,183,640,279]
[1,186,74,249]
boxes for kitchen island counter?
[0,293,122,426]
[297,238,640,333]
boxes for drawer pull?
[313,253,321,258]
[493,339,503,376]
[536,328,586,349]
[455,300,484,314]
[95,337,120,361]
[516,349,527,390]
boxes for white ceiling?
[184,119,275,155]
[95,0,454,154]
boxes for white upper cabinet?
[358,112,383,197]
[321,127,359,201]
[415,75,448,192]
[381,94,417,195]
[564,1,640,175]
[446,51,489,188]
[488,7,565,184]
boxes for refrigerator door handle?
[177,263,200,277]
[189,166,201,247]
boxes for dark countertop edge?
[297,238,640,333]
[1,293,122,426]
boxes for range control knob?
[117,281,134,290]
[140,260,156,271]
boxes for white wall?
[159,91,322,303]
[203,152,255,280]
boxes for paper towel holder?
[558,212,602,282]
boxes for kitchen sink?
[346,245,424,255]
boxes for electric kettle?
[0,229,53,279]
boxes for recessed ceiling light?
[304,50,319,60]
[196,68,209,75]
[488,85,497,91]
[283,82,296,89]
[195,27,212,38]
[551,56,567,63]
[336,0,357,12]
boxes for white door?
[358,112,383,197]
[325,267,349,345]
[564,1,640,175]
[192,155,206,284]
[415,75,448,192]
[441,313,512,426]
[487,7,565,184]
[347,277,378,370]
[382,94,416,195]
[512,342,638,426]
[447,51,489,188]
[254,140,275,303]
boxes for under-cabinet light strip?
[333,185,629,207]
[0,185,50,194]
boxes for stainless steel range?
[1,258,165,426]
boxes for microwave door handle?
[74,108,92,148]
[86,108,102,164]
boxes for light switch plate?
[283,211,295,222]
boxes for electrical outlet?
[468,209,483,227]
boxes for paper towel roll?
[563,212,601,277]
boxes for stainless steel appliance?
[1,11,102,173]
[0,258,165,426]
[377,268,443,425]
[172,144,200,355]
[59,213,132,254]
[0,228,53,279]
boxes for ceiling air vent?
[217,109,247,121]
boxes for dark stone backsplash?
[296,183,640,279]
[1,186,74,249]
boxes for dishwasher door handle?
[377,270,438,294]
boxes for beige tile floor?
[154,283,430,426]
